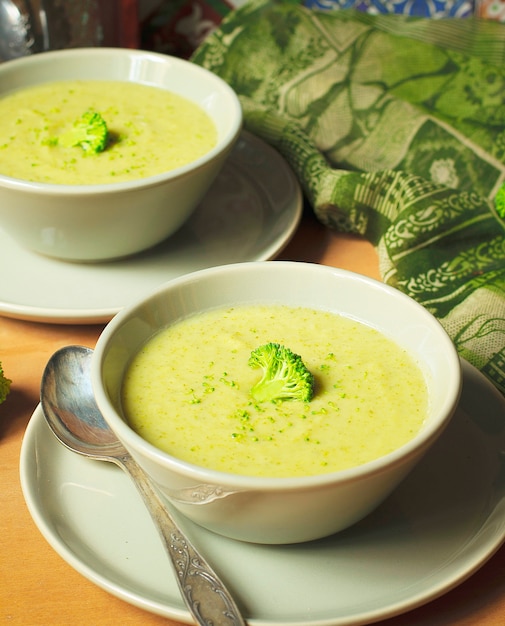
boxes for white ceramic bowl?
[0,48,242,261]
[91,261,462,544]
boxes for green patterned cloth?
[192,0,505,396]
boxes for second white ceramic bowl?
[91,261,462,544]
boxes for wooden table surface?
[2,209,505,625]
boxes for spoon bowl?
[41,346,124,457]
[40,345,246,626]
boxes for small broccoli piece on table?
[58,110,108,153]
[0,362,11,405]
[495,183,505,220]
[248,342,314,403]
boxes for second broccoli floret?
[0,361,11,405]
[248,342,314,403]
[58,110,109,153]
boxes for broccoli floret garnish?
[58,110,108,154]
[0,362,11,405]
[495,183,505,220]
[248,343,314,403]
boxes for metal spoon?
[40,345,246,626]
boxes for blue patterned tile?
[303,0,475,17]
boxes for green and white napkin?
[192,0,505,396]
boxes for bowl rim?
[0,47,243,195]
[91,261,463,490]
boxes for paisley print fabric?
[193,0,505,395]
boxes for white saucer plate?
[1,131,302,324]
[20,359,505,625]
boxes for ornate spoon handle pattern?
[121,454,246,626]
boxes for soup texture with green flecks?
[0,80,217,184]
[122,304,429,478]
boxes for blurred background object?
[302,0,475,18]
[1,0,504,64]
[476,0,505,20]
[0,0,138,62]
[138,0,505,61]
[139,0,245,58]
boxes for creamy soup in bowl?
[0,80,217,185]
[122,304,428,478]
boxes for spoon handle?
[120,454,246,626]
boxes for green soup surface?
[122,305,429,478]
[0,80,217,184]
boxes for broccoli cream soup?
[122,305,428,478]
[0,80,217,184]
